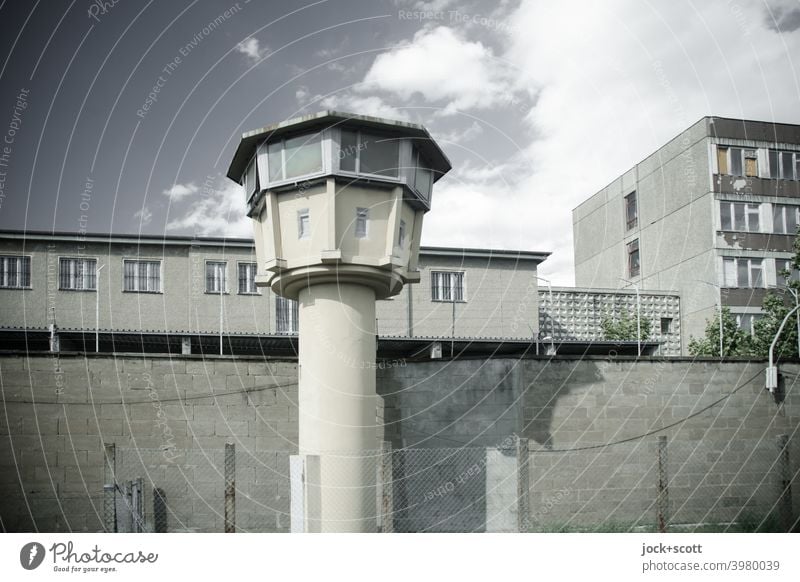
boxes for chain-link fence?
[106,446,291,532]
[101,435,797,533]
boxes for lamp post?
[766,303,800,394]
[535,276,555,355]
[696,279,723,357]
[95,264,105,352]
[620,277,641,356]
[219,265,224,356]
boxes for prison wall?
[1,353,798,532]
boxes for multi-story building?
[0,230,555,357]
[573,116,800,352]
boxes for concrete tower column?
[298,283,377,532]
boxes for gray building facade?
[573,117,800,352]
[0,231,548,353]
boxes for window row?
[0,256,262,295]
[721,257,800,288]
[293,207,407,244]
[719,201,800,234]
[716,146,800,180]
[244,129,434,203]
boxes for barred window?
[0,255,31,289]
[238,262,258,294]
[431,271,465,302]
[59,258,97,290]
[205,261,226,293]
[123,260,161,293]
[276,296,299,334]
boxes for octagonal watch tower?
[227,111,451,531]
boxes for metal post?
[777,434,794,532]
[656,436,668,533]
[121,481,132,533]
[620,277,641,355]
[153,487,168,533]
[95,264,105,352]
[451,296,455,356]
[132,477,144,532]
[219,283,224,356]
[516,437,530,533]
[536,276,556,354]
[634,283,641,356]
[380,442,394,533]
[103,443,117,532]
[224,442,236,533]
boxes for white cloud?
[133,207,152,226]
[295,85,310,105]
[390,1,800,286]
[319,94,410,121]
[166,178,251,238]
[185,2,800,287]
[764,0,800,32]
[236,37,267,63]
[162,182,199,201]
[434,120,484,144]
[411,0,458,10]
[358,26,522,114]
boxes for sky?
[0,0,799,285]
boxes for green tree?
[687,306,754,357]
[601,310,651,341]
[689,228,800,358]
[750,290,799,359]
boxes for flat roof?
[0,230,550,263]
[547,285,679,296]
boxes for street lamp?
[619,277,641,356]
[696,279,723,358]
[535,276,556,355]
[95,264,105,352]
[766,303,800,394]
